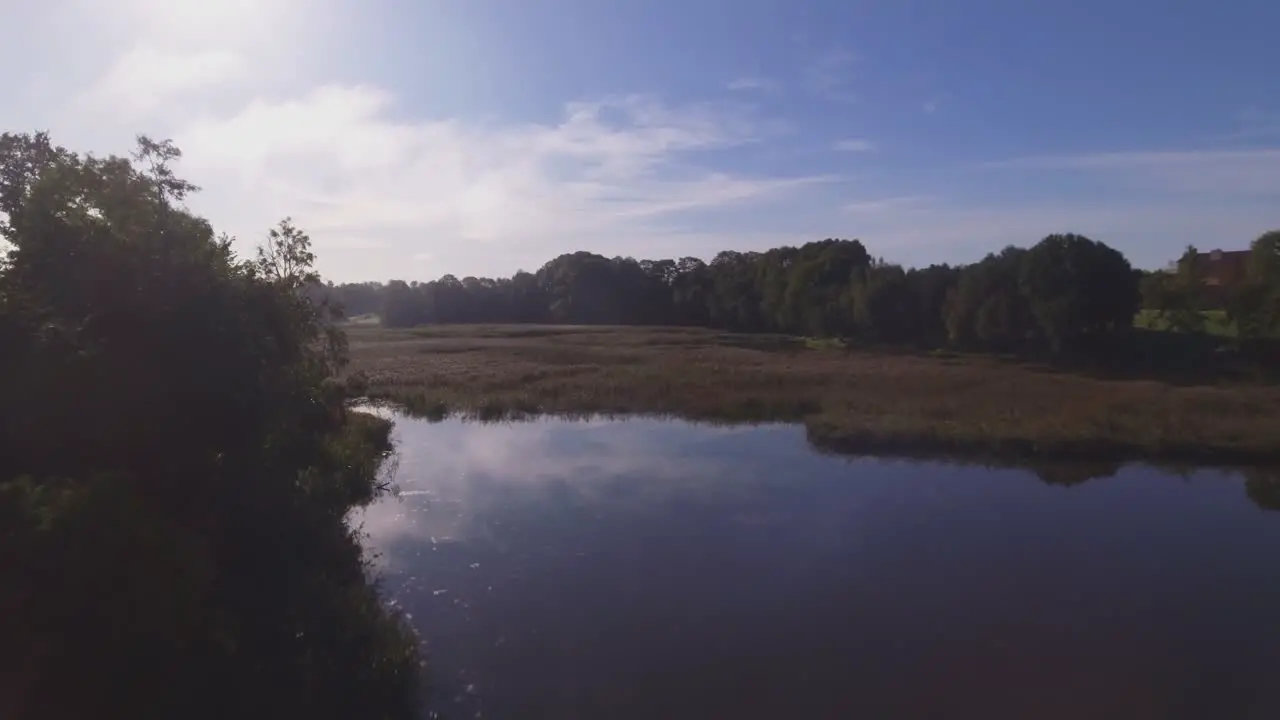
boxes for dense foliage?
[0,133,420,719]
[328,236,1143,354]
[328,229,1280,354]
[1138,236,1280,342]
[1236,230,1280,340]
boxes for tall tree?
[1233,230,1280,339]
[0,132,419,720]
[1018,233,1139,353]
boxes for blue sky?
[2,0,1278,280]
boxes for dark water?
[357,414,1280,720]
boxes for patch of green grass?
[803,337,848,350]
[348,324,1280,464]
[1134,309,1237,337]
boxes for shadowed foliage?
[0,132,421,719]
[319,225,1280,375]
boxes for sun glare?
[128,0,294,40]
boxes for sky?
[2,0,1278,281]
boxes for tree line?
[1139,241,1280,339]
[324,230,1280,354]
[1,133,421,718]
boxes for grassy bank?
[348,324,1280,464]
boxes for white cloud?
[172,86,828,278]
[833,139,874,152]
[842,196,928,214]
[7,1,1278,282]
[727,76,776,92]
[922,92,950,114]
[84,46,245,116]
[116,0,302,46]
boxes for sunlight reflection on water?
[353,412,1280,720]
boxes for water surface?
[359,414,1280,720]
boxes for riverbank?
[348,324,1280,464]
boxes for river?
[357,412,1280,719]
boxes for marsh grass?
[349,324,1280,464]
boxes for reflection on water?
[356,415,1280,720]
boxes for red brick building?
[1170,248,1252,308]
[1193,249,1251,287]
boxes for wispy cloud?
[803,49,857,104]
[838,195,1277,268]
[82,46,245,117]
[174,87,830,276]
[1217,108,1280,140]
[833,138,874,152]
[984,148,1280,170]
[982,148,1280,196]
[842,196,928,214]
[726,76,776,92]
[116,0,300,46]
[922,92,950,114]
[19,0,832,281]
[11,1,1277,282]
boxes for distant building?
[1164,248,1252,308]
[1193,249,1251,287]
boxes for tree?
[1175,244,1201,287]
[1138,251,1205,334]
[945,247,1031,350]
[1232,230,1280,340]
[255,217,318,289]
[131,135,199,207]
[852,263,917,343]
[904,264,960,347]
[1248,230,1280,283]
[333,227,1161,360]
[0,132,419,719]
[1018,233,1138,353]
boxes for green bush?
[0,133,421,719]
